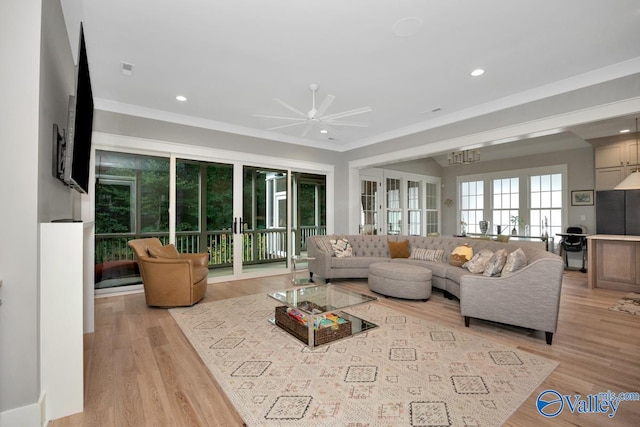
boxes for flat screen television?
[57,23,94,194]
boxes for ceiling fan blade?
[322,120,369,127]
[267,121,307,131]
[315,94,336,118]
[321,106,372,121]
[274,98,307,118]
[252,114,306,122]
[300,123,314,137]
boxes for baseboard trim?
[0,392,46,427]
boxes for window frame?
[457,165,568,237]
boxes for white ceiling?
[63,0,640,152]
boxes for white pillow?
[483,248,508,277]
[329,238,353,258]
[501,248,527,276]
[410,247,445,262]
[462,249,494,274]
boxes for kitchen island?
[587,234,640,291]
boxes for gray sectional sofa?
[307,234,564,344]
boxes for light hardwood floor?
[50,271,640,426]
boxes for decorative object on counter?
[496,224,502,235]
[510,215,523,235]
[479,220,490,235]
[460,218,467,236]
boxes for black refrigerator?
[596,190,640,235]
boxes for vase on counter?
[479,220,489,235]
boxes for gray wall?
[0,0,42,414]
[0,0,77,416]
[440,146,595,235]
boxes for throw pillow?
[483,248,508,276]
[449,244,473,267]
[501,248,527,276]
[462,249,494,274]
[411,247,445,262]
[147,244,180,259]
[388,240,410,259]
[329,238,353,258]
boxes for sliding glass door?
[94,149,327,289]
[239,166,289,275]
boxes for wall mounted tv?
[53,23,94,194]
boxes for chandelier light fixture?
[614,118,640,190]
[448,149,480,166]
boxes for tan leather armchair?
[127,238,208,307]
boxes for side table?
[291,255,315,285]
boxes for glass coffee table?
[268,284,378,348]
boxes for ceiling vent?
[120,62,134,76]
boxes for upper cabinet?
[592,136,640,190]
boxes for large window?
[460,180,484,234]
[530,173,562,237]
[407,180,421,235]
[94,151,170,290]
[360,178,379,235]
[425,182,439,235]
[493,177,519,234]
[386,177,402,234]
[458,166,566,240]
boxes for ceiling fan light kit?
[253,84,371,138]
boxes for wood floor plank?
[49,270,640,426]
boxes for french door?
[176,160,291,279]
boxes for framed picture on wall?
[571,190,594,206]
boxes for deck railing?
[95,226,326,268]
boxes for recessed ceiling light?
[620,129,631,133]
[470,69,485,77]
[320,129,328,134]
[392,17,423,37]
[176,95,187,102]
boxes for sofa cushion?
[411,247,445,262]
[314,236,335,255]
[332,256,385,269]
[148,244,180,259]
[329,238,353,258]
[449,244,473,267]
[445,265,475,283]
[502,248,527,276]
[388,240,410,258]
[463,249,494,274]
[483,248,508,276]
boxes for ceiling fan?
[253,84,372,137]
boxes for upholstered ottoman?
[368,262,432,300]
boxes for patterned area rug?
[608,293,640,315]
[170,295,558,426]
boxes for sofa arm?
[180,252,209,268]
[460,258,564,334]
[307,238,334,279]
